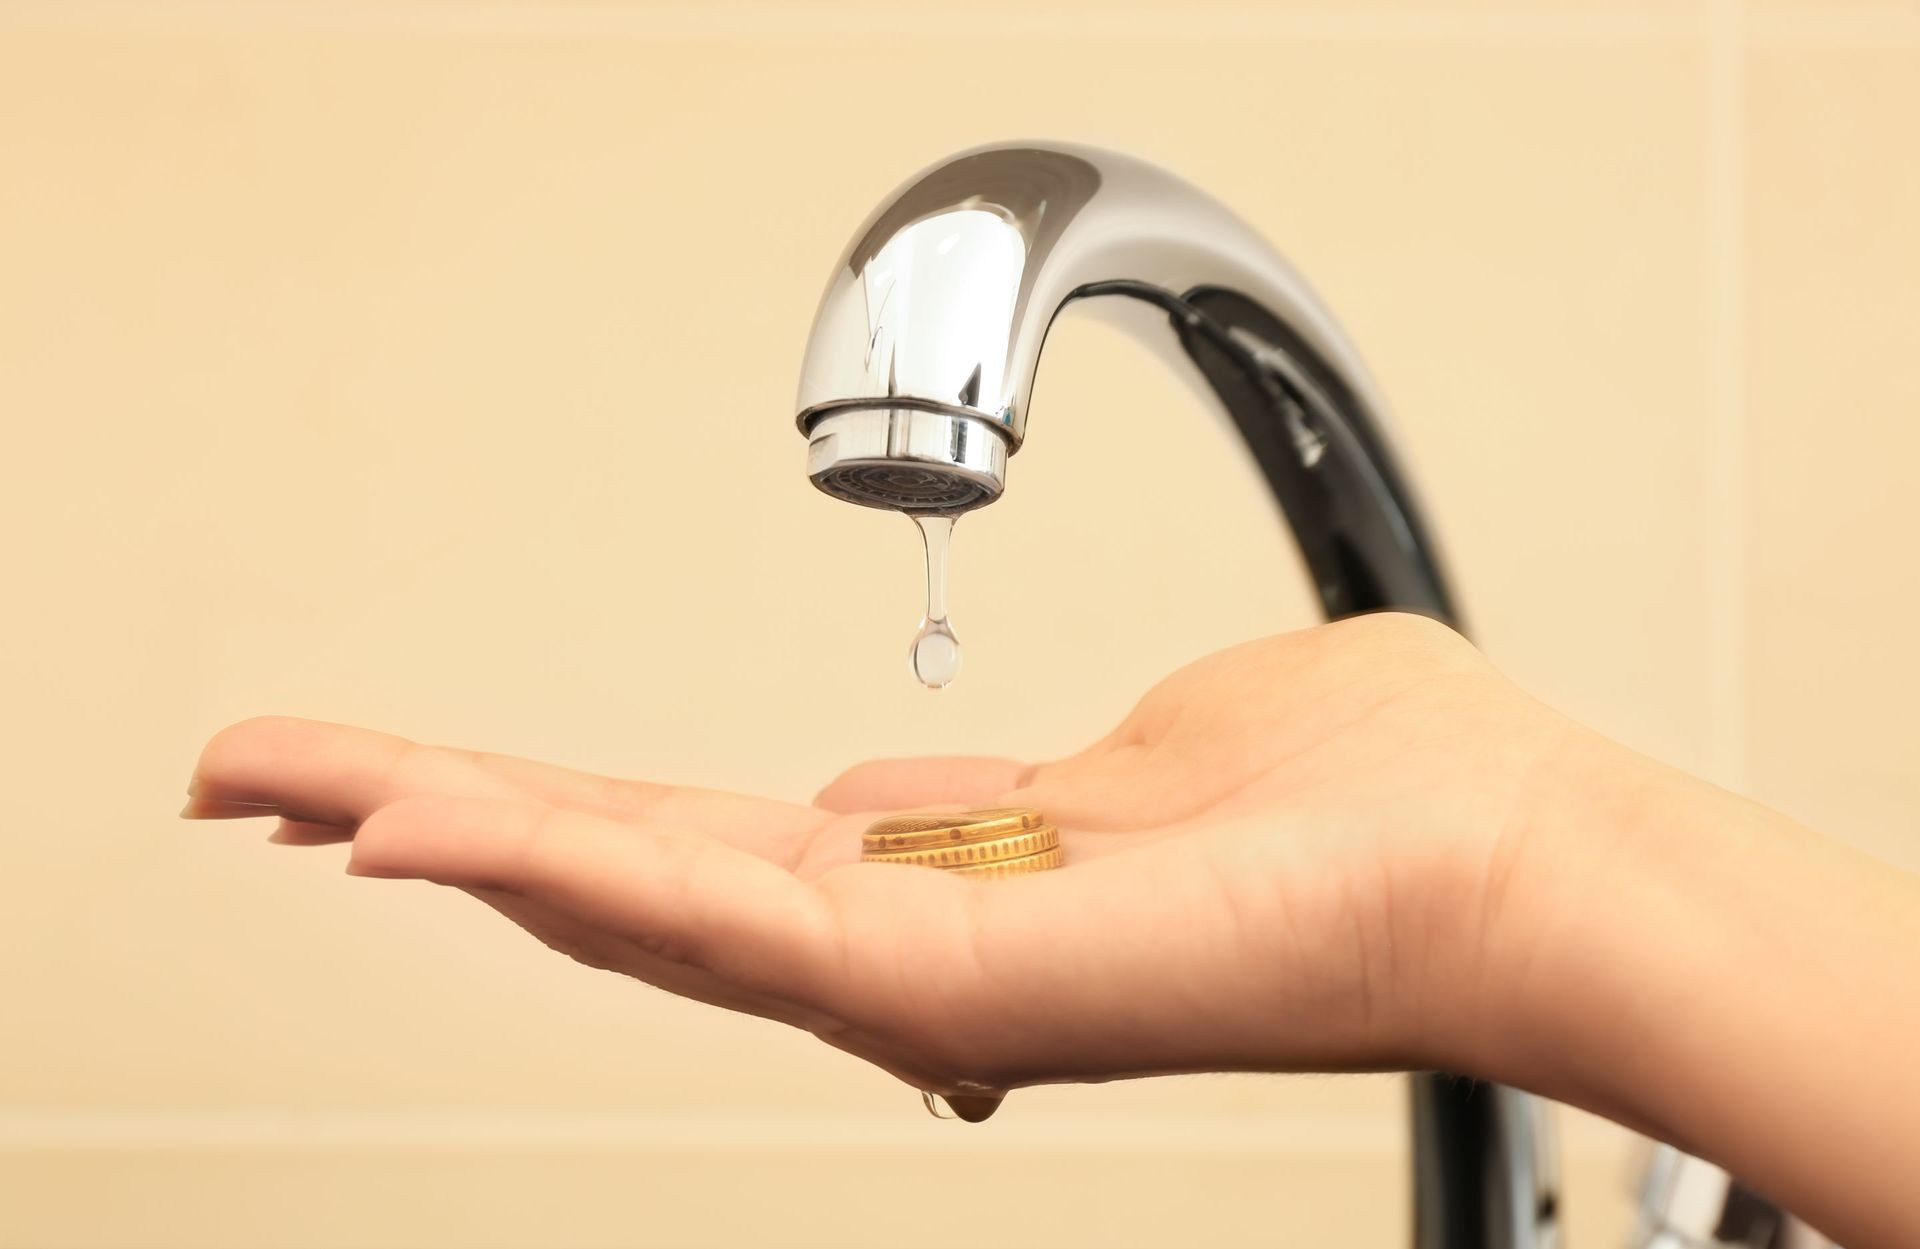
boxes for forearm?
[1489,737,1920,1249]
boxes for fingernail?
[186,776,280,804]
[180,795,281,820]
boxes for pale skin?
[183,612,1920,1248]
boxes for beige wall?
[1,1,1914,1245]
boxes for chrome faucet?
[793,139,1554,1247]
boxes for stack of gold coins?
[861,807,1062,878]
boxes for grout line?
[0,0,1701,42]
[1705,0,1748,794]
[0,1108,1400,1153]
[0,1105,1635,1154]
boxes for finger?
[350,796,845,1006]
[456,886,840,1030]
[188,716,512,825]
[814,756,1034,813]
[464,749,832,865]
[187,716,828,864]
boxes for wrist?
[1452,728,1752,1101]
[1467,736,1920,1247]
[1463,727,1851,1126]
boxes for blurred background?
[2,1,1915,1246]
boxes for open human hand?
[183,613,1622,1110]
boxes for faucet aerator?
[804,407,1008,515]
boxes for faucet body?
[797,142,1456,623]
[796,140,1552,1247]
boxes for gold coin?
[946,845,1064,878]
[861,807,1044,853]
[862,825,1060,869]
[862,806,1040,838]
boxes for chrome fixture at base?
[1632,1144,1834,1249]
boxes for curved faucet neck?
[796,140,1458,623]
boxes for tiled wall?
[1,1,1913,1245]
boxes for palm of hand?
[186,614,1572,1100]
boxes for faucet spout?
[796,140,1454,621]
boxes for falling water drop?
[908,514,961,689]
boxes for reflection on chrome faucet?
[1633,1144,1836,1249]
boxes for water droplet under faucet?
[909,514,961,689]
